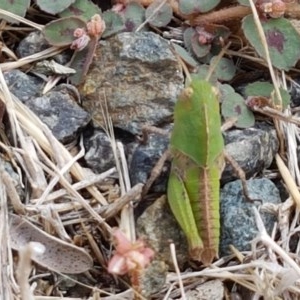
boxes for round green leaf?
[193,65,219,84]
[36,0,75,14]
[245,81,290,109]
[183,27,196,52]
[242,15,300,70]
[43,17,86,46]
[210,56,236,81]
[245,82,274,97]
[191,33,211,58]
[237,0,250,6]
[59,0,101,21]
[219,83,235,98]
[0,0,30,23]
[123,2,145,32]
[172,43,198,68]
[178,0,220,14]
[102,11,124,38]
[221,89,255,128]
[146,0,172,27]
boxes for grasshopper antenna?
[205,42,231,82]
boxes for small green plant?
[0,0,104,84]
[41,13,105,84]
[102,2,145,38]
[220,84,255,128]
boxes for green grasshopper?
[167,79,224,265]
[142,77,254,265]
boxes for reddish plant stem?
[190,5,252,26]
[286,2,300,18]
[115,1,300,24]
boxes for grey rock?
[220,178,281,256]
[140,259,168,298]
[223,124,278,183]
[16,31,71,68]
[80,31,184,134]
[136,195,188,269]
[25,86,91,143]
[4,70,43,102]
[286,77,300,107]
[83,129,115,173]
[16,31,49,58]
[128,127,170,193]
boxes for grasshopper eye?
[211,86,220,98]
[180,87,194,101]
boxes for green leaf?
[0,0,30,23]
[178,0,220,14]
[191,33,211,58]
[123,2,145,32]
[59,0,101,21]
[183,27,195,52]
[145,0,172,27]
[102,3,145,37]
[193,65,218,84]
[102,11,124,38]
[210,56,236,81]
[36,0,75,15]
[220,84,255,128]
[245,81,274,96]
[237,0,250,5]
[43,17,86,46]
[172,43,198,68]
[219,83,235,96]
[242,15,300,70]
[245,81,290,109]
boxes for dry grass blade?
[0,173,14,299]
[99,92,136,241]
[0,8,43,31]
[0,47,65,72]
[135,0,168,32]
[276,154,300,209]
[30,167,116,204]
[0,88,108,206]
[170,243,186,300]
[248,0,282,106]
[16,242,45,300]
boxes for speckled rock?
[140,259,168,298]
[25,85,91,143]
[16,31,49,58]
[83,128,115,173]
[222,124,278,183]
[4,69,43,102]
[80,31,184,134]
[128,127,170,193]
[220,178,281,256]
[16,31,69,66]
[136,195,188,269]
